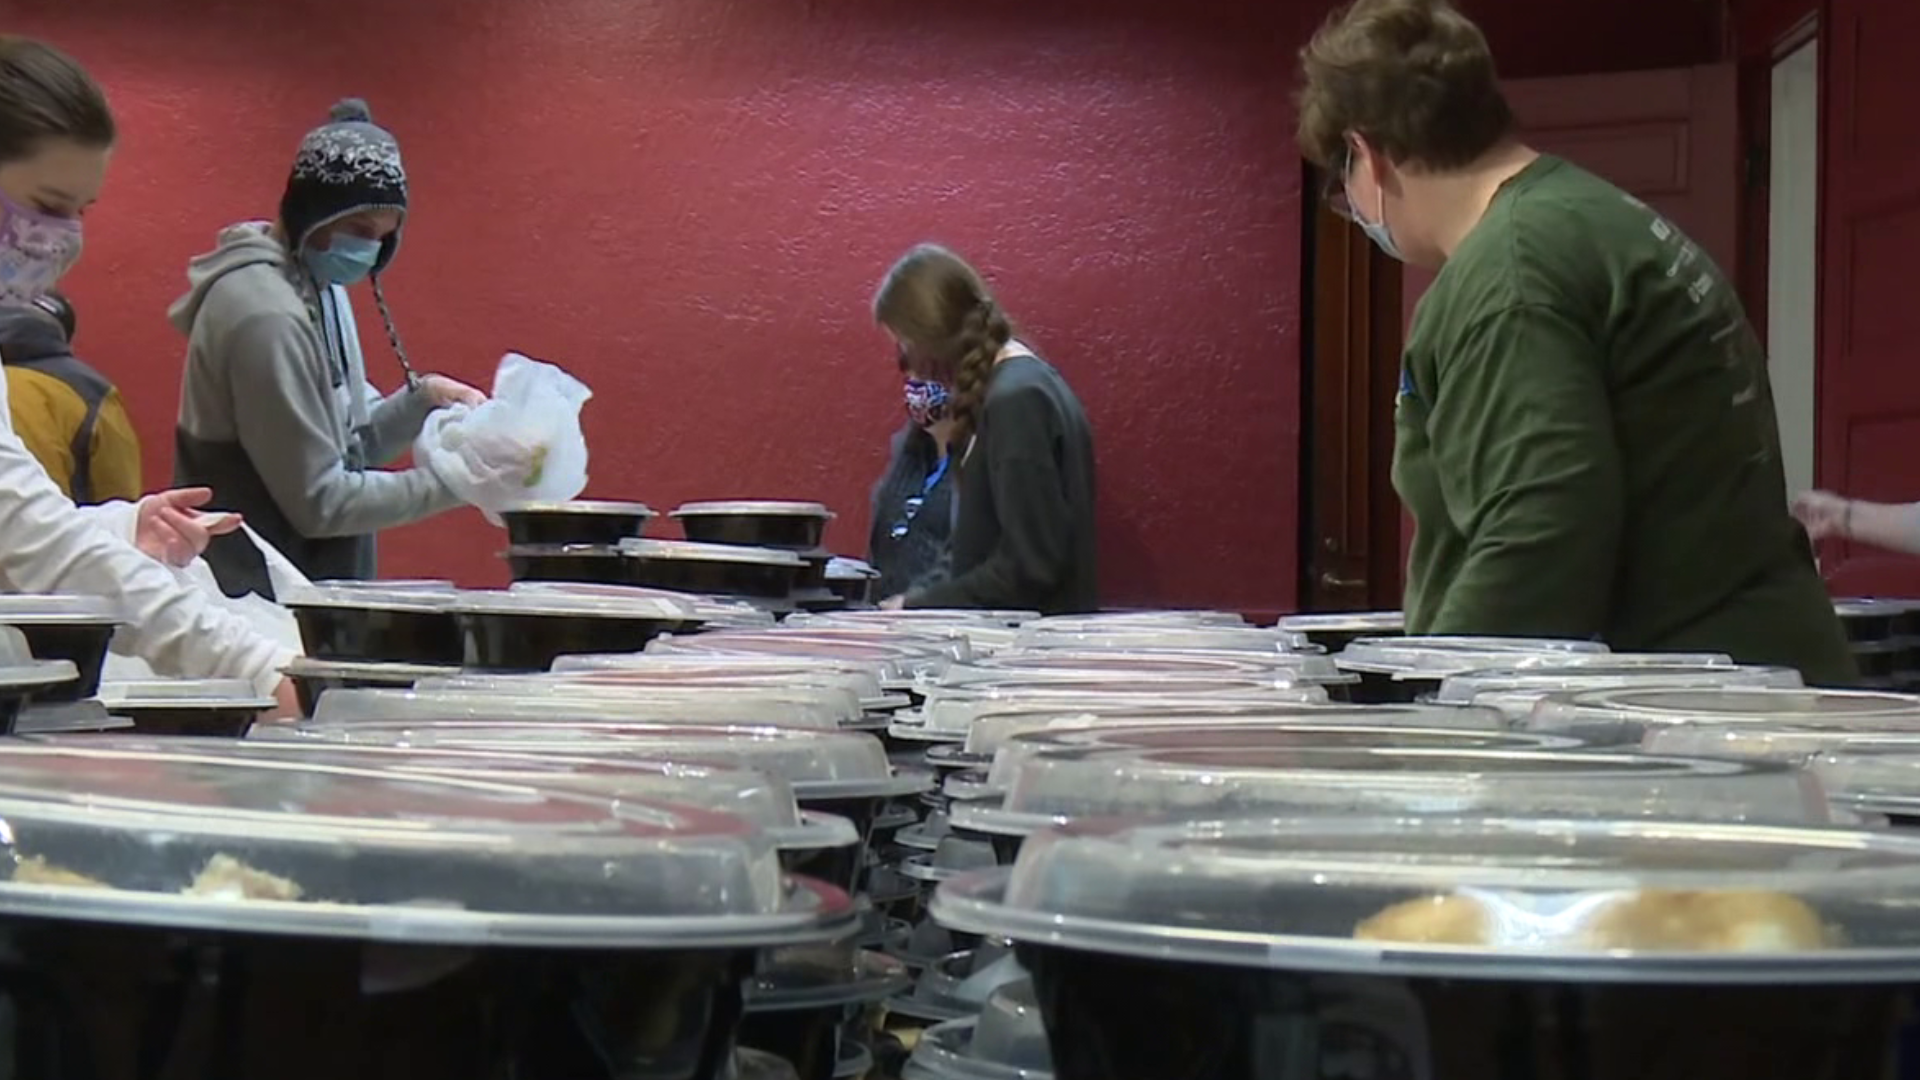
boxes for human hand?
[135,488,242,568]
[879,595,907,611]
[1792,490,1852,541]
[268,678,303,720]
[420,374,486,409]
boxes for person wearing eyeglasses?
[171,99,486,600]
[867,350,959,601]
[870,243,1098,615]
[1296,0,1854,683]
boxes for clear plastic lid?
[671,500,834,519]
[448,588,697,620]
[0,626,31,666]
[1027,611,1248,631]
[0,661,79,690]
[1337,636,1611,676]
[649,631,958,683]
[947,650,1346,684]
[908,679,1332,740]
[281,584,457,613]
[1833,598,1920,620]
[619,537,808,567]
[0,593,122,624]
[546,656,893,706]
[981,712,1555,788]
[1527,687,1920,743]
[1436,663,1803,710]
[964,701,1509,756]
[506,581,769,623]
[932,816,1920,981]
[312,578,458,592]
[1012,627,1297,654]
[1644,723,1920,762]
[416,673,868,724]
[282,658,462,682]
[312,686,855,731]
[956,746,1829,839]
[15,701,128,734]
[500,500,654,516]
[825,557,879,581]
[787,610,1038,630]
[904,980,1052,1080]
[98,680,276,710]
[1276,611,1406,633]
[0,743,853,947]
[252,720,931,800]
[38,734,856,853]
[1808,752,1920,814]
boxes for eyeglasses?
[890,495,926,541]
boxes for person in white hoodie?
[172,100,485,600]
[0,37,298,709]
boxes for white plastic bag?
[103,526,308,681]
[415,352,592,522]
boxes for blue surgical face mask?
[1353,188,1404,262]
[303,233,382,285]
[1342,146,1404,262]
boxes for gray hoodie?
[170,222,457,595]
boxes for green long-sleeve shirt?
[1393,155,1856,685]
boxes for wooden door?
[1393,65,1742,562]
[1300,165,1405,612]
[1813,0,1920,597]
[1400,65,1742,331]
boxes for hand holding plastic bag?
[415,352,593,522]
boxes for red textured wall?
[10,0,1721,614]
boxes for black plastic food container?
[505,544,637,587]
[935,816,1920,1080]
[0,596,125,702]
[283,584,462,666]
[282,658,459,719]
[452,590,702,673]
[672,502,836,552]
[501,500,655,547]
[0,662,83,734]
[98,680,277,738]
[623,540,808,601]
[0,743,858,1080]
[1276,611,1405,655]
[1834,599,1920,644]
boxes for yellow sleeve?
[4,368,78,501]
[89,391,146,504]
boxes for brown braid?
[872,244,1016,460]
[946,298,1012,452]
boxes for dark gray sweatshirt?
[907,355,1098,615]
[169,223,458,596]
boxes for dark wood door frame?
[1298,162,1406,613]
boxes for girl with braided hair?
[171,99,492,599]
[872,244,1098,614]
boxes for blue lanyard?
[923,455,951,495]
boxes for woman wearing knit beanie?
[171,99,488,599]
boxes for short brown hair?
[873,244,1014,452]
[0,37,115,166]
[1295,0,1513,172]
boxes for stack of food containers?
[0,739,856,1078]
[214,598,1920,1080]
[1832,598,1920,691]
